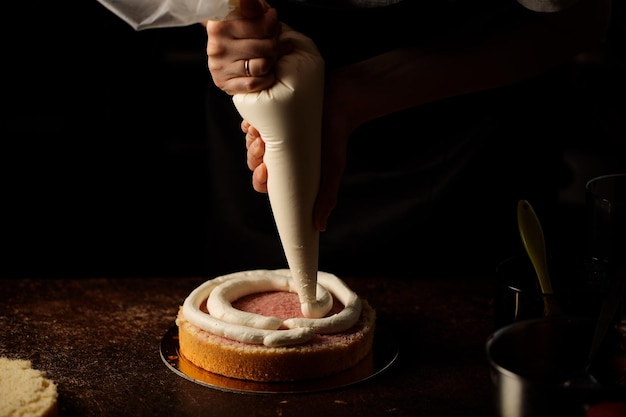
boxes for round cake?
[175,269,376,382]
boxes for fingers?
[244,124,260,148]
[241,116,346,229]
[252,163,268,193]
[243,122,267,192]
[244,58,251,77]
[246,136,264,171]
[206,8,282,94]
[241,56,277,78]
[205,7,278,41]
[238,0,269,18]
[241,120,251,134]
[242,117,347,231]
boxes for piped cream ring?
[206,271,332,329]
[182,269,362,347]
[182,272,314,346]
[284,272,362,333]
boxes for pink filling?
[199,291,343,318]
[196,291,360,345]
[233,291,343,319]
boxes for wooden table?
[0,274,497,417]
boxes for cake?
[175,269,376,382]
[0,357,58,417]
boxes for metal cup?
[486,316,596,417]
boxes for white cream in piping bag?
[232,23,328,318]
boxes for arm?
[325,0,612,138]
[309,0,613,230]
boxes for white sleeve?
[516,0,578,12]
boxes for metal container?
[486,316,596,417]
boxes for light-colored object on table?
[0,357,58,417]
[517,199,561,317]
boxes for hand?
[205,0,290,94]
[243,120,268,193]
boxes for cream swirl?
[181,269,362,347]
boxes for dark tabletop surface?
[0,274,497,417]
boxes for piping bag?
[97,0,329,318]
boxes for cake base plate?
[160,325,398,394]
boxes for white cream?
[207,270,332,329]
[232,24,326,318]
[181,269,362,347]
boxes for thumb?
[238,0,268,18]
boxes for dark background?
[2,1,213,277]
[1,1,624,279]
